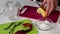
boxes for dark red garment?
[17,6,60,23]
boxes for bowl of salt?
[35,19,56,31]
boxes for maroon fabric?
[17,6,60,23]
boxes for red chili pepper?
[15,23,32,34]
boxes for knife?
[35,1,41,7]
[35,1,46,11]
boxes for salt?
[35,20,54,31]
[39,23,51,30]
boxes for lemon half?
[37,7,47,17]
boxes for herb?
[9,22,22,34]
[4,22,15,30]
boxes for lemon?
[37,7,47,17]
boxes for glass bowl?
[35,19,57,31]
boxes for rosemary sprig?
[4,22,15,30]
[9,22,23,34]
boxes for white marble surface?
[0,0,60,34]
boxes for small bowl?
[35,20,57,31]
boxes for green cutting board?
[0,19,38,34]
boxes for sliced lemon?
[37,7,47,17]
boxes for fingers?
[41,0,46,7]
[46,1,51,16]
[41,0,57,16]
[54,0,58,9]
[48,0,55,15]
[46,0,56,16]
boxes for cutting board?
[17,6,60,23]
[0,19,38,34]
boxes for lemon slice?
[37,7,47,17]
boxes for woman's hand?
[42,0,58,16]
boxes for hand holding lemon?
[37,0,57,17]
